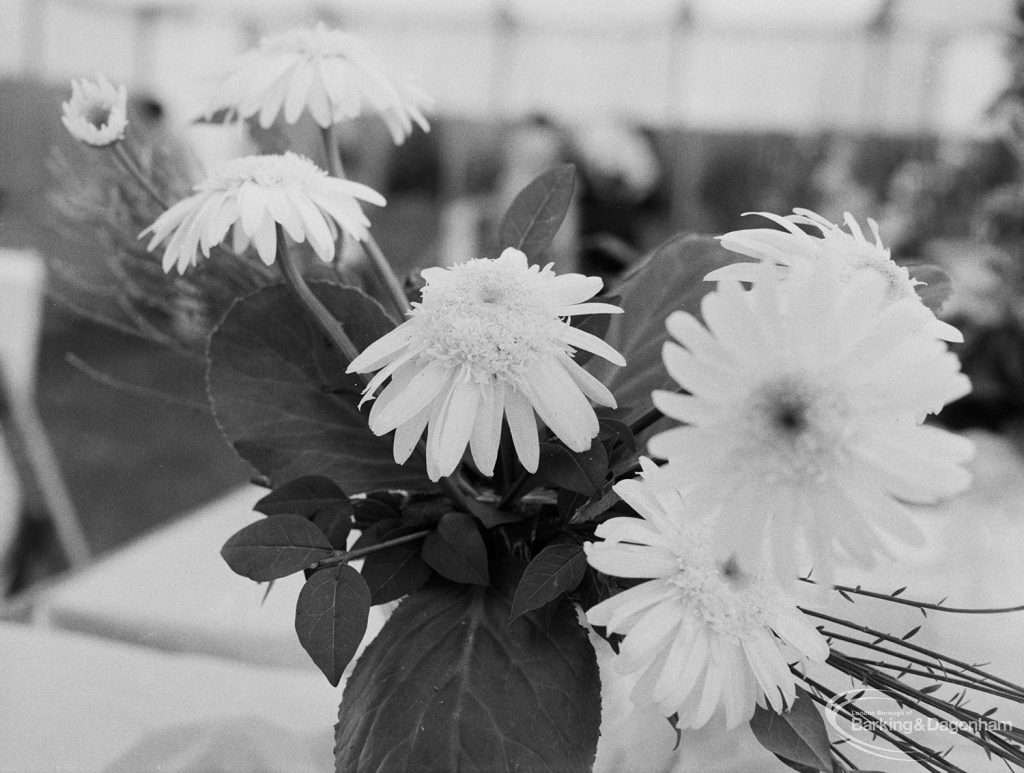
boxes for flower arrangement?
[53,24,1024,773]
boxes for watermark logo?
[824,687,1010,762]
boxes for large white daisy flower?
[61,73,128,147]
[648,260,973,576]
[208,23,431,144]
[585,468,830,729]
[709,208,963,343]
[347,248,625,481]
[140,152,385,274]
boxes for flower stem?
[275,226,363,367]
[318,125,410,322]
[312,529,432,570]
[111,142,171,210]
[830,583,1024,615]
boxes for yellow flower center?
[740,375,851,483]
[669,554,772,638]
[412,260,564,384]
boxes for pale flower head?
[347,248,625,481]
[61,73,128,147]
[710,208,963,343]
[140,152,385,274]
[648,260,973,578]
[208,22,432,143]
[585,467,830,729]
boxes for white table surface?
[0,621,340,773]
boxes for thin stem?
[318,125,409,322]
[275,226,363,367]
[312,529,431,570]
[802,607,1024,696]
[832,583,1024,615]
[111,142,171,210]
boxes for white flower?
[710,208,963,343]
[347,248,625,481]
[208,23,431,144]
[61,73,128,147]
[585,468,830,729]
[648,260,973,576]
[140,152,385,274]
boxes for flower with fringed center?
[208,22,431,144]
[140,152,385,274]
[709,208,963,343]
[585,463,830,729]
[647,260,973,578]
[61,73,128,147]
[347,248,625,481]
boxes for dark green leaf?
[749,688,832,772]
[536,439,608,497]
[221,514,334,581]
[360,542,432,604]
[466,497,526,528]
[207,283,434,494]
[255,475,353,549]
[254,475,347,516]
[350,518,400,551]
[421,512,489,585]
[295,564,370,686]
[498,164,576,259]
[335,570,601,772]
[908,264,953,314]
[588,235,734,432]
[510,543,588,620]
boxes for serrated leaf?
[295,564,370,686]
[749,688,832,772]
[255,475,348,516]
[421,511,489,585]
[221,514,334,581]
[360,541,432,604]
[511,543,588,620]
[536,439,608,497]
[909,264,953,314]
[207,283,434,494]
[588,235,734,432]
[498,164,576,259]
[335,569,601,771]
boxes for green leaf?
[749,688,833,772]
[421,512,489,585]
[536,439,608,497]
[207,283,434,493]
[254,475,347,516]
[510,543,588,620]
[908,264,953,314]
[221,514,334,581]
[498,164,576,259]
[588,235,734,429]
[360,542,432,604]
[295,564,371,687]
[335,571,601,772]
[255,475,353,549]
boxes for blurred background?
[1,0,1023,590]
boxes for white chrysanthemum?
[208,23,431,144]
[61,73,128,147]
[585,468,830,729]
[648,260,974,576]
[710,208,963,343]
[140,152,385,274]
[347,248,625,481]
